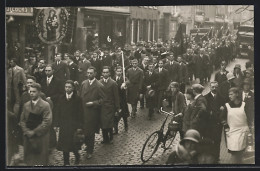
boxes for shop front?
[6,7,37,67]
[75,7,130,51]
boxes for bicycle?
[141,107,180,163]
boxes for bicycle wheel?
[164,130,177,150]
[141,131,160,162]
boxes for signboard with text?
[6,7,33,16]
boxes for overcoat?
[100,78,120,129]
[126,67,144,104]
[113,76,129,117]
[164,61,179,82]
[143,71,159,108]
[80,79,106,135]
[19,98,52,166]
[52,61,70,82]
[56,93,84,152]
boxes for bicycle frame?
[158,108,175,136]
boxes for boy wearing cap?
[214,61,228,85]
[166,129,200,164]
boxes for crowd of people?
[7,35,254,166]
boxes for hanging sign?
[6,7,33,16]
[35,7,69,44]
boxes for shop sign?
[6,7,33,16]
[35,7,69,44]
[84,7,130,14]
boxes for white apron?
[225,102,249,151]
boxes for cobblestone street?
[15,58,254,166]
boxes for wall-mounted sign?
[35,7,69,44]
[6,7,33,16]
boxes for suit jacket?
[242,90,254,126]
[68,62,79,82]
[100,78,120,128]
[41,76,64,125]
[33,67,46,84]
[80,79,106,134]
[90,58,102,79]
[190,95,208,137]
[7,66,27,104]
[214,70,228,85]
[154,68,169,91]
[139,64,149,74]
[204,92,222,123]
[52,61,70,82]
[126,67,144,91]
[164,61,179,82]
[143,71,159,92]
[101,55,113,67]
[177,62,188,83]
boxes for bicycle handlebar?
[159,107,175,116]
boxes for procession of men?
[7,26,255,165]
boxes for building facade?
[129,6,159,43]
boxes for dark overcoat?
[78,59,91,85]
[80,79,106,135]
[126,67,144,104]
[154,68,169,91]
[52,61,70,82]
[56,93,84,152]
[113,76,129,117]
[143,71,159,108]
[68,62,79,82]
[164,61,179,82]
[19,98,52,166]
[100,78,120,129]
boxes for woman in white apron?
[221,87,250,164]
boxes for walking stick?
[121,50,126,83]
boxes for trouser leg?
[102,129,109,143]
[108,128,113,141]
[123,116,128,130]
[157,91,164,109]
[148,108,153,118]
[63,151,70,165]
[85,133,95,154]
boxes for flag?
[217,26,223,38]
[174,24,185,55]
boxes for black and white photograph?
[5,5,255,166]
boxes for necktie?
[31,101,35,109]
[47,78,50,86]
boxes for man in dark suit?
[242,78,254,128]
[52,53,70,83]
[214,61,228,85]
[80,66,105,159]
[154,59,169,111]
[164,53,178,107]
[194,48,208,84]
[73,50,81,65]
[32,58,46,84]
[113,66,129,133]
[204,81,222,163]
[100,66,120,144]
[67,56,79,82]
[78,53,91,85]
[144,62,159,120]
[218,73,236,107]
[177,56,188,94]
[41,65,64,148]
[139,56,149,108]
[126,58,144,118]
[90,51,102,79]
[183,48,195,81]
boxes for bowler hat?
[180,129,201,144]
[234,64,241,70]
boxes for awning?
[83,7,130,15]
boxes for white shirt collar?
[89,78,95,85]
[194,94,201,100]
[103,78,109,83]
[66,92,73,99]
[32,98,39,105]
[47,75,53,81]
